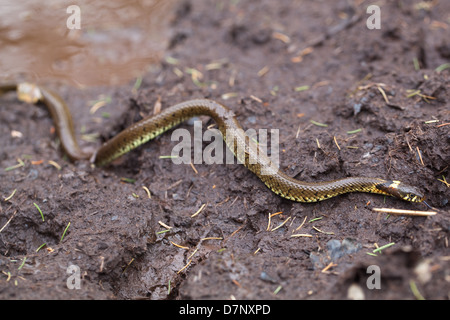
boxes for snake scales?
[1,83,425,203]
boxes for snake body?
[1,83,425,203]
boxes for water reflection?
[0,0,174,86]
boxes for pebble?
[353,103,362,115]
[246,116,257,124]
[347,283,365,300]
[310,238,362,269]
[259,271,277,284]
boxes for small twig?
[47,160,61,170]
[272,31,291,43]
[190,162,198,174]
[201,237,223,241]
[266,212,272,231]
[228,224,244,240]
[177,259,192,274]
[312,226,334,235]
[416,146,424,166]
[4,189,17,202]
[0,210,17,233]
[142,186,151,199]
[153,95,162,114]
[377,86,390,104]
[321,262,337,273]
[257,66,270,77]
[266,211,283,231]
[250,95,263,103]
[187,248,199,260]
[171,241,189,250]
[372,208,437,216]
[271,216,291,232]
[291,233,313,238]
[191,203,207,217]
[333,136,341,150]
[295,216,308,231]
[158,221,172,229]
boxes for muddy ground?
[0,0,449,300]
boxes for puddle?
[0,0,174,86]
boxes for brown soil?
[0,0,449,300]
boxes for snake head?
[377,180,425,202]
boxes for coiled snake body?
[1,83,425,203]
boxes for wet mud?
[0,0,449,299]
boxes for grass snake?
[1,83,425,203]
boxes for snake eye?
[377,180,424,202]
[398,187,425,203]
